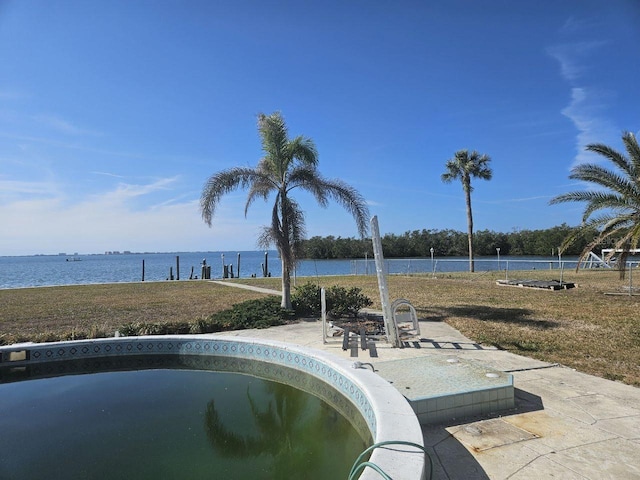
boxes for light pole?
[558,247,562,269]
[430,247,435,277]
[496,247,501,270]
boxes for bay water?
[0,251,572,290]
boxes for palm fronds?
[550,132,640,275]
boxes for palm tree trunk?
[281,257,292,309]
[279,193,293,310]
[465,186,474,273]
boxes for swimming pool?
[0,336,426,479]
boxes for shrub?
[117,298,292,336]
[118,321,192,336]
[292,283,373,319]
[206,296,294,330]
[326,285,372,319]
[292,282,322,316]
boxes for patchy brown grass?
[0,281,266,344]
[2,270,639,386]
[238,269,640,386]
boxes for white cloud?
[561,87,618,167]
[559,16,598,36]
[0,179,265,255]
[0,177,61,200]
[547,41,606,82]
[549,35,619,169]
[33,114,101,136]
[95,177,179,204]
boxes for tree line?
[299,223,598,259]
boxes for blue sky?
[1,0,639,256]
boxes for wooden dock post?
[263,251,268,277]
[142,259,145,282]
[176,255,180,281]
[237,253,241,278]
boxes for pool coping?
[0,335,426,480]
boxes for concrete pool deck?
[213,283,640,479]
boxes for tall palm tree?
[550,132,640,276]
[441,149,493,272]
[200,112,369,309]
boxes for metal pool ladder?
[391,298,420,339]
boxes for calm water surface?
[0,251,573,289]
[0,363,368,480]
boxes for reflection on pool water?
[0,356,370,480]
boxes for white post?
[496,247,501,271]
[430,247,435,277]
[321,287,327,343]
[371,216,400,348]
[558,248,562,269]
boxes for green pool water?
[0,357,369,480]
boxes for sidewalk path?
[214,281,640,479]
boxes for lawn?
[0,281,264,343]
[237,269,640,387]
[1,269,639,386]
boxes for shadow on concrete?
[443,305,560,329]
[512,387,545,415]
[422,388,544,479]
[412,338,488,350]
[422,424,491,479]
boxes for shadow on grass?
[443,305,560,329]
[414,307,447,322]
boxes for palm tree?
[441,149,493,272]
[550,132,640,276]
[200,112,369,309]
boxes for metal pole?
[264,251,268,277]
[430,247,434,277]
[371,216,400,348]
[321,287,327,344]
[558,248,562,269]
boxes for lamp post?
[430,247,435,277]
[496,247,501,270]
[558,247,562,269]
